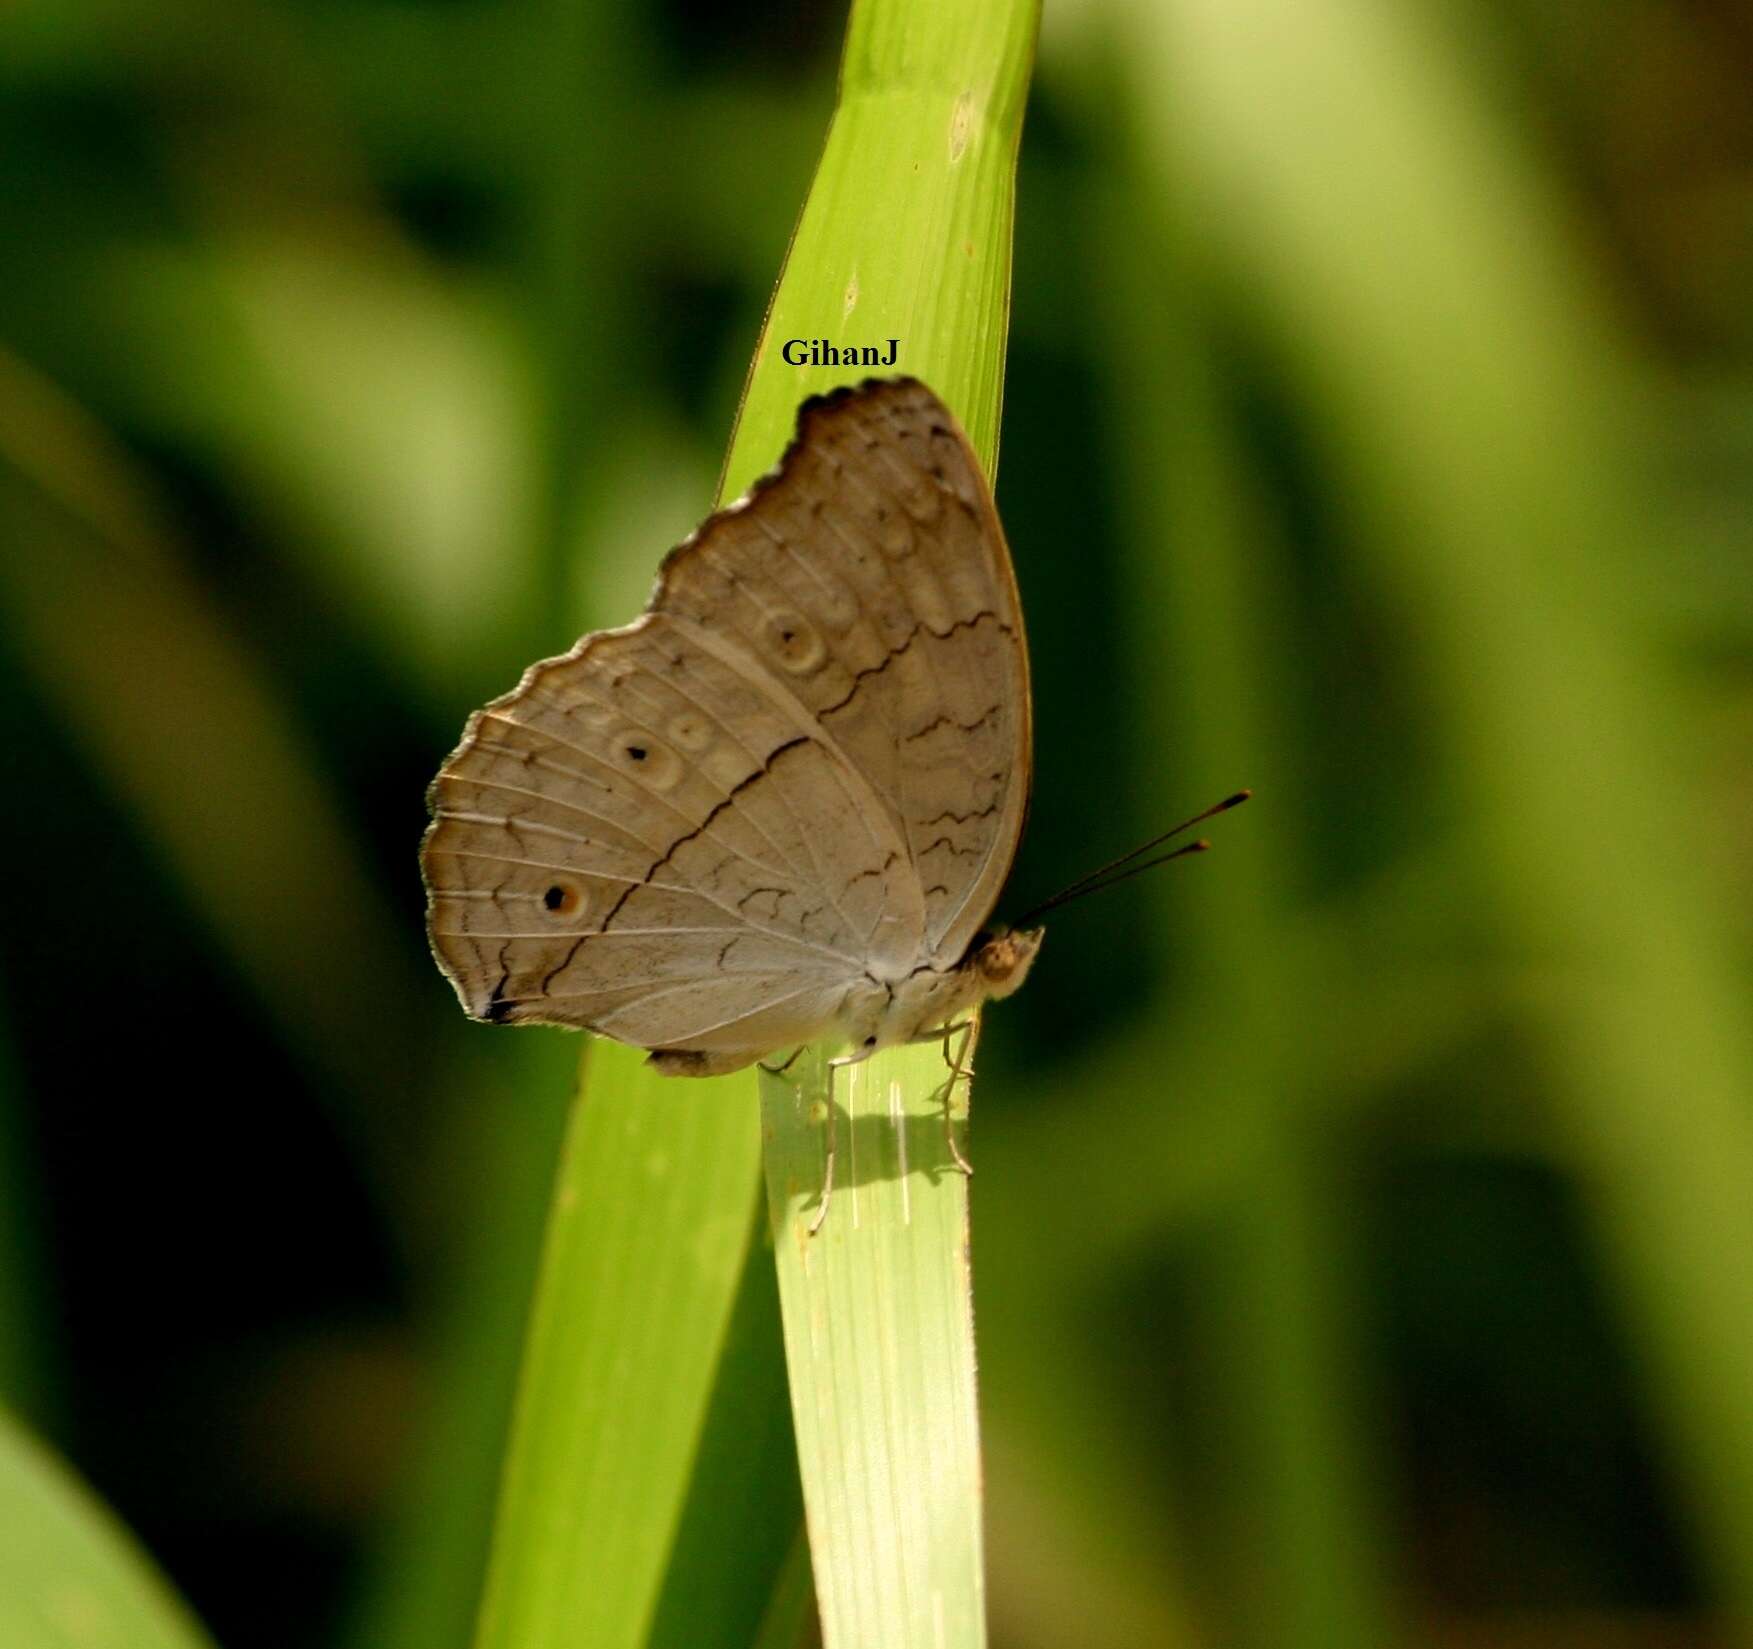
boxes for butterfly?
[421,378,1042,1090]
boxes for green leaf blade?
[473,1052,762,1649]
[731,5,1038,1645]
[723,1,1039,498]
[759,1041,984,1649]
[0,1409,216,1649]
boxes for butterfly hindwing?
[423,609,915,1047]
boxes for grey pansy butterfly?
[421,377,1041,1085]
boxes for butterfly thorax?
[845,926,1044,1055]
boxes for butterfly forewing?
[652,379,1030,966]
[422,377,1031,1066]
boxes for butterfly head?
[971,924,1044,1001]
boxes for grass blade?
[643,1220,800,1649]
[473,1053,763,1649]
[0,1408,215,1649]
[760,1040,987,1649]
[731,5,1038,1644]
[724,1,1035,499]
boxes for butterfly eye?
[898,475,942,523]
[667,711,714,752]
[542,881,585,917]
[875,510,914,558]
[762,608,826,674]
[609,730,683,789]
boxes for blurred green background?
[4,0,1753,1646]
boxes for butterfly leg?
[904,1020,977,1177]
[939,1019,976,1084]
[759,1045,806,1077]
[937,1020,976,1177]
[809,1046,869,1236]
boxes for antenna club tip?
[1222,789,1252,809]
[1190,838,1212,852]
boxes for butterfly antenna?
[1011,789,1251,927]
